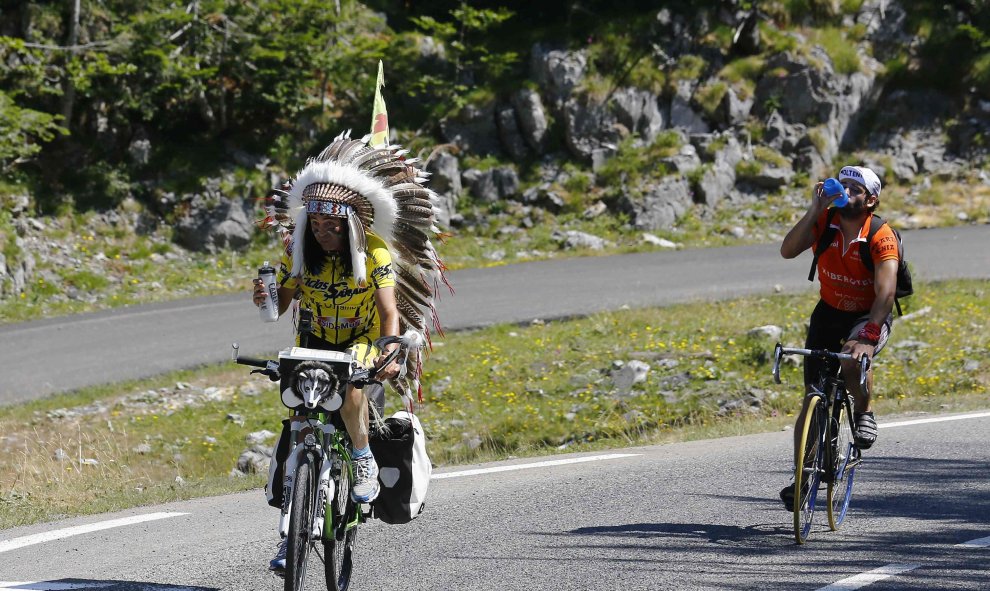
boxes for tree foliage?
[0,0,987,214]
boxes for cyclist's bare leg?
[340,383,370,449]
[840,340,872,414]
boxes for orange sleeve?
[870,225,900,262]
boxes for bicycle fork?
[280,423,339,540]
[314,455,334,539]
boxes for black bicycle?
[772,343,870,544]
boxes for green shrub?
[695,82,728,118]
[814,28,862,75]
[670,55,707,83]
[735,159,762,177]
[761,23,799,53]
[753,145,789,168]
[971,52,990,95]
[596,134,679,189]
[807,126,829,156]
[61,270,110,292]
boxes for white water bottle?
[258,261,279,322]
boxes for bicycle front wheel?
[286,452,316,591]
[794,393,825,544]
[324,456,356,591]
[827,396,857,530]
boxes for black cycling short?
[803,299,892,386]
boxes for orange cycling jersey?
[811,210,899,312]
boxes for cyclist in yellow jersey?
[253,200,401,572]
[250,132,449,573]
[277,229,397,351]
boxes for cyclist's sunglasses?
[839,181,869,197]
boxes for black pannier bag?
[369,410,431,524]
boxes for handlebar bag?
[369,411,432,524]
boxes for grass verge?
[1,279,987,529]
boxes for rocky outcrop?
[614,175,693,230]
[531,45,588,110]
[511,88,550,154]
[425,152,461,227]
[692,133,745,207]
[611,87,666,145]
[174,195,255,253]
[462,166,520,203]
[440,102,501,156]
[563,93,622,162]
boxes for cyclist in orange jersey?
[777,165,898,510]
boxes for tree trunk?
[60,0,82,125]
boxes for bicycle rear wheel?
[286,452,316,591]
[794,394,825,544]
[324,455,356,591]
[827,396,857,530]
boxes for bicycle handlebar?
[346,334,415,388]
[230,331,421,387]
[772,343,871,388]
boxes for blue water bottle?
[822,178,848,208]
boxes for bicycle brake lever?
[772,343,783,384]
[349,367,376,389]
[251,368,281,382]
[859,355,870,388]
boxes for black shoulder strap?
[807,208,839,281]
[860,214,904,315]
[859,214,886,273]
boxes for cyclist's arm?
[867,258,897,327]
[373,286,402,379]
[780,182,828,259]
[276,286,296,316]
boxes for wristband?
[857,322,881,345]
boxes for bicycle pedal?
[359,502,373,521]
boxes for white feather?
[290,209,308,278]
[350,239,367,288]
[287,160,398,249]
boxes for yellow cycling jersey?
[278,232,396,345]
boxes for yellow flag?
[369,60,389,148]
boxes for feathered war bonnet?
[278,131,451,402]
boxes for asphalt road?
[2,410,988,590]
[2,224,988,405]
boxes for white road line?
[956,535,990,548]
[0,512,188,554]
[0,584,208,591]
[816,563,921,591]
[431,453,640,479]
[0,583,113,590]
[880,411,990,429]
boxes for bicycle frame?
[773,343,869,542]
[279,415,357,541]
[232,320,418,589]
[814,361,845,487]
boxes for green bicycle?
[233,329,410,591]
